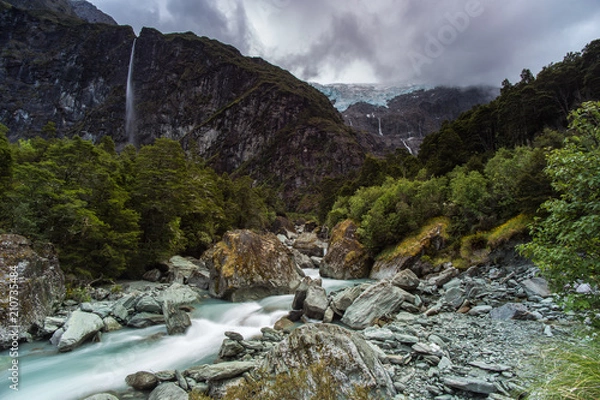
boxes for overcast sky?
[88,0,600,86]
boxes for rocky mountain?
[69,0,116,25]
[0,2,368,208]
[341,86,499,154]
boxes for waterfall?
[401,138,414,155]
[377,117,383,136]
[125,39,136,145]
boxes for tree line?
[0,130,277,281]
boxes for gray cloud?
[89,0,600,86]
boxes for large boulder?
[370,219,447,280]
[204,230,303,302]
[156,283,200,306]
[162,301,191,335]
[321,220,372,279]
[292,232,326,258]
[303,285,329,320]
[56,310,104,352]
[341,281,412,329]
[0,234,65,348]
[165,255,203,284]
[261,324,396,399]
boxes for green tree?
[130,138,192,269]
[0,124,12,198]
[520,101,600,293]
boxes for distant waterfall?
[377,117,383,136]
[125,38,136,145]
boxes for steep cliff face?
[131,28,366,203]
[0,2,135,141]
[0,4,367,207]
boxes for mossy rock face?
[0,234,65,348]
[204,230,303,302]
[321,219,372,279]
[260,323,396,399]
[370,217,449,280]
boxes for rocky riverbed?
[0,223,588,400]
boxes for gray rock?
[443,287,466,308]
[204,230,303,301]
[57,310,104,352]
[261,323,396,399]
[188,268,210,290]
[521,277,551,298]
[291,248,316,269]
[127,312,165,328]
[490,303,536,320]
[362,327,396,342]
[185,361,257,382]
[148,382,189,400]
[0,234,65,349]
[40,316,67,336]
[136,296,162,314]
[81,394,120,400]
[303,285,328,320]
[102,316,122,332]
[162,301,191,335]
[321,220,372,279]
[218,339,245,358]
[156,283,200,306]
[468,360,511,372]
[391,269,421,291]
[468,305,493,316]
[166,255,200,284]
[111,304,130,323]
[443,376,496,394]
[341,281,410,329]
[224,331,244,341]
[143,268,162,282]
[125,371,159,390]
[330,285,365,315]
[293,232,326,257]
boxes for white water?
[0,272,360,400]
[125,38,136,146]
[0,297,291,400]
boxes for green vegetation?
[0,132,275,281]
[519,101,600,300]
[530,335,600,400]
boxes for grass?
[529,336,600,399]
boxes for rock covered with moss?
[261,323,396,399]
[0,234,65,348]
[204,230,304,302]
[321,219,372,279]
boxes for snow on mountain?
[310,82,429,111]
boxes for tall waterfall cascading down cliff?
[125,38,137,146]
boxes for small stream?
[0,269,357,400]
